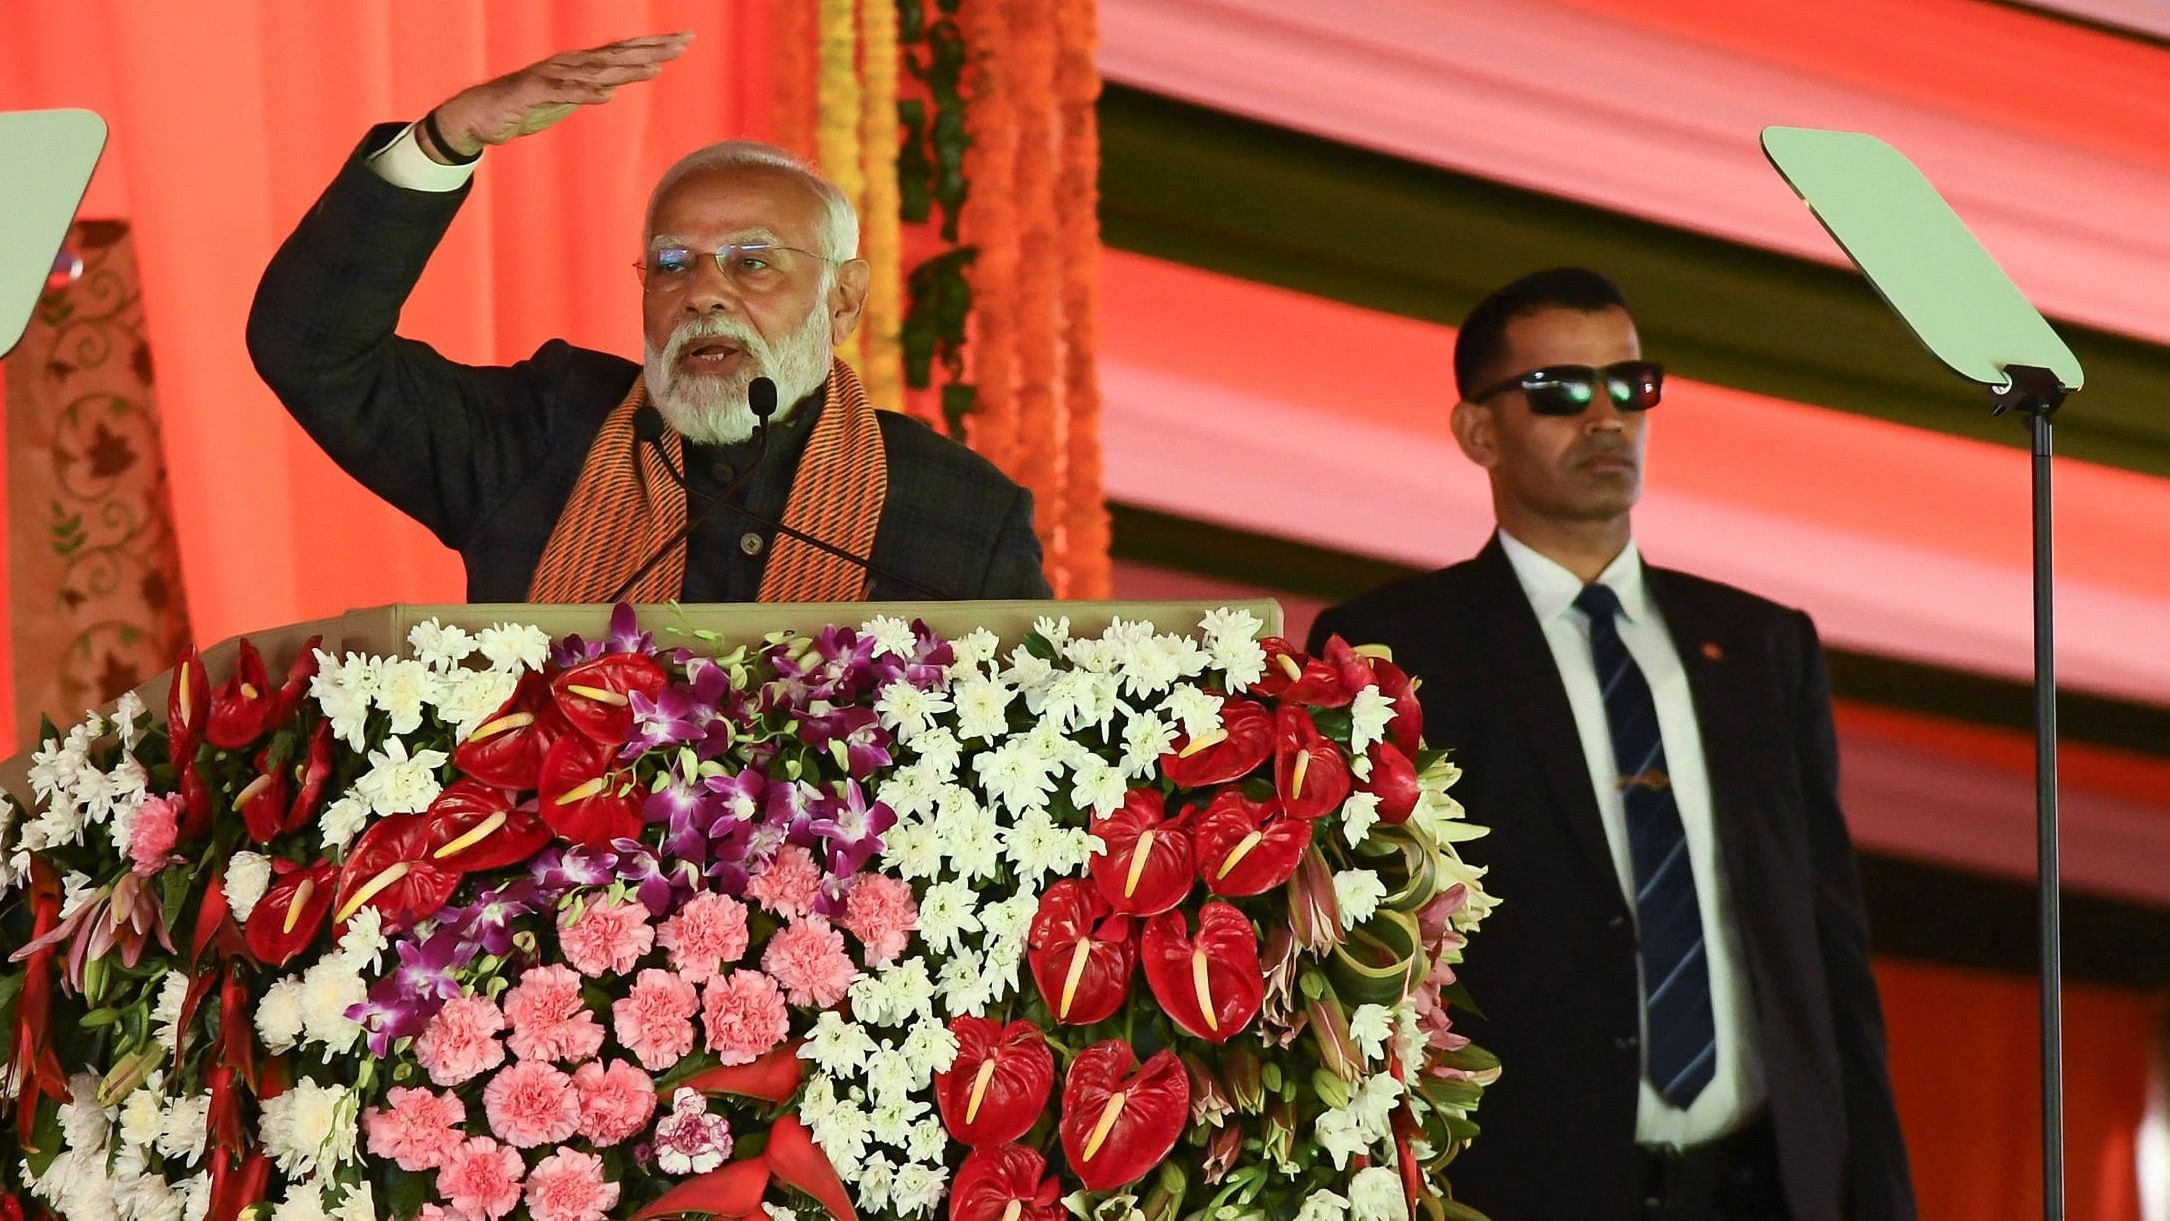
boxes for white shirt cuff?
[367,122,480,192]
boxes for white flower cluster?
[254,910,387,1061]
[16,694,155,877]
[24,1071,213,1221]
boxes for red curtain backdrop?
[0,0,782,660]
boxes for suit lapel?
[1468,539,1622,897]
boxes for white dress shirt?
[368,122,480,192]
[1497,529,1765,1147]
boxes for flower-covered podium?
[0,600,1498,1221]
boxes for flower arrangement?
[0,604,1495,1221]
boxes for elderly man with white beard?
[249,32,1051,604]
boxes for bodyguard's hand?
[419,32,693,163]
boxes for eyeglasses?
[1470,360,1666,416]
[634,243,836,294]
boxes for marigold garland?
[1009,4,1064,593]
[858,0,906,413]
[958,0,1019,477]
[1055,0,1109,597]
[771,0,819,158]
[816,0,867,368]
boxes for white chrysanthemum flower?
[316,793,369,854]
[876,681,952,744]
[1000,646,1056,708]
[937,950,995,1018]
[890,1160,950,1217]
[1349,685,1395,755]
[764,1206,799,1221]
[1394,1006,1430,1077]
[915,879,984,955]
[855,1152,898,1210]
[971,736,1061,819]
[22,800,89,855]
[860,616,919,660]
[354,739,449,817]
[866,1042,918,1104]
[59,1071,112,1152]
[269,1180,331,1221]
[933,792,1002,882]
[947,627,1002,675]
[1348,1166,1411,1221]
[438,668,520,742]
[332,1178,375,1221]
[801,1011,879,1077]
[1066,758,1128,824]
[1314,1105,1372,1170]
[372,658,440,736]
[113,690,148,749]
[254,976,307,1054]
[118,1074,165,1150]
[59,870,98,920]
[299,956,367,1056]
[224,851,273,922]
[1294,1190,1352,1221]
[478,622,552,673]
[1334,869,1388,930]
[1042,670,1120,735]
[158,1093,210,1165]
[1350,1073,1405,1141]
[181,1172,212,1221]
[1161,684,1225,740]
[907,726,962,778]
[1349,1003,1395,1065]
[808,1095,873,1169]
[151,971,189,1048]
[113,1168,187,1221]
[1199,605,1264,648]
[1340,792,1383,848]
[908,1114,950,1164]
[876,959,938,1023]
[867,1094,928,1150]
[1032,616,1072,650]
[902,1017,959,1079]
[1116,708,1175,782]
[406,619,478,671]
[258,1079,357,1180]
[336,907,389,972]
[878,816,945,882]
[950,674,1016,744]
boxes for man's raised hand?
[420,32,693,163]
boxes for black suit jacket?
[247,125,1051,603]
[1310,538,1913,1221]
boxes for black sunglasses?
[1470,360,1665,416]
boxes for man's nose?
[682,254,742,317]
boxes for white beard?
[644,300,833,445]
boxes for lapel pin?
[1700,642,1724,662]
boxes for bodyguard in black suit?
[1311,270,1913,1220]
[248,33,1048,603]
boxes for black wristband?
[420,110,482,166]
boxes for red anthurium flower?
[244,860,336,967]
[1320,635,1379,702]
[1158,697,1273,788]
[332,815,462,934]
[177,761,215,843]
[1086,790,1194,916]
[949,1145,1064,1221]
[1058,1042,1189,1191]
[287,720,336,832]
[1027,880,1136,1025]
[1362,741,1421,825]
[167,646,212,763]
[538,733,644,847]
[423,781,552,873]
[1140,902,1265,1044]
[550,653,668,745]
[207,639,277,750]
[234,746,296,845]
[1366,654,1424,757]
[1193,789,1314,896]
[453,673,567,792]
[935,1018,1054,1146]
[1251,637,1355,708]
[1275,705,1352,821]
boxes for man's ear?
[828,258,871,343]
[1451,398,1501,469]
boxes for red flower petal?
[287,721,336,832]
[935,1018,1055,1146]
[206,640,275,750]
[453,673,567,792]
[235,746,295,845]
[269,635,324,727]
[1193,788,1314,896]
[244,860,335,967]
[1275,705,1352,821]
[1366,655,1424,757]
[332,815,461,934]
[1058,1042,1189,1191]
[1251,638,1355,708]
[550,653,668,745]
[1086,790,1194,916]
[1026,880,1137,1026]
[1362,741,1420,825]
[1140,902,1265,1044]
[537,734,644,848]
[949,1145,1064,1221]
[423,781,551,873]
[167,646,212,764]
[1159,698,1273,788]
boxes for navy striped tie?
[1575,583,1715,1108]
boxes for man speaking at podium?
[249,33,1050,604]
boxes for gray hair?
[644,141,859,261]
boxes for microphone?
[605,377,777,604]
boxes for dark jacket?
[1310,538,1914,1221]
[247,125,1051,603]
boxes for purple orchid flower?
[551,633,608,668]
[796,704,894,777]
[625,684,711,760]
[609,838,682,917]
[647,777,717,868]
[531,843,618,894]
[763,778,830,847]
[439,879,547,958]
[606,602,657,656]
[870,620,957,690]
[352,927,475,1054]
[820,779,897,877]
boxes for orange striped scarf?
[527,358,889,604]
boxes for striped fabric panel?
[755,359,890,603]
[527,378,688,604]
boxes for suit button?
[740,532,765,556]
[1615,1034,1639,1051]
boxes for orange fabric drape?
[0,0,781,649]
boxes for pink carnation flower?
[481,1060,579,1149]
[571,1059,657,1146]
[436,1136,525,1221]
[364,1086,467,1171]
[503,964,606,1063]
[559,896,655,978]
[744,844,822,919]
[839,874,919,967]
[127,794,183,876]
[760,918,858,1008]
[612,968,701,1073]
[653,1087,733,1175]
[701,970,790,1066]
[524,1149,620,1221]
[417,1208,457,1221]
[415,995,508,1087]
[658,891,751,984]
